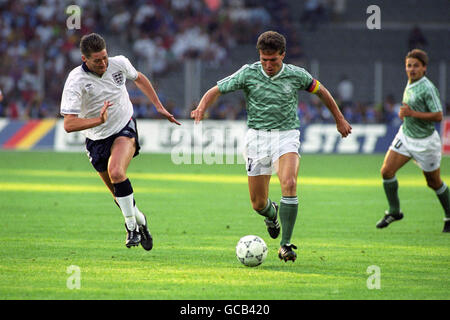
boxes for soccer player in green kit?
[377,49,450,233]
[191,31,352,262]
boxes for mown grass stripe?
[0,182,179,194]
[1,169,449,187]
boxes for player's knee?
[380,166,395,180]
[426,177,442,190]
[108,166,126,183]
[280,177,297,194]
[252,202,266,212]
[250,197,266,212]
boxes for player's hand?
[157,106,181,125]
[100,100,113,123]
[190,106,205,124]
[399,103,413,120]
[336,118,352,138]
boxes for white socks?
[134,204,146,226]
[116,194,137,231]
[115,194,147,230]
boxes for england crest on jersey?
[112,71,124,86]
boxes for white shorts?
[243,128,300,176]
[389,127,441,172]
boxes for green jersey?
[402,76,442,138]
[217,62,319,130]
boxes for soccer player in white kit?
[60,33,181,249]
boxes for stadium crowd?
[0,0,441,126]
[0,0,284,119]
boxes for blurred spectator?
[382,94,402,126]
[330,0,347,22]
[300,0,329,31]
[364,104,377,124]
[133,32,168,76]
[210,100,239,120]
[336,75,354,108]
[408,26,428,51]
[0,88,4,116]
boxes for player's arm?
[134,72,180,125]
[191,85,222,123]
[399,103,443,122]
[63,101,112,133]
[314,84,352,137]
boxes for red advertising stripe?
[3,120,41,149]
[442,118,450,155]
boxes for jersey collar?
[82,62,92,73]
[407,76,427,89]
[81,62,104,78]
[260,63,285,80]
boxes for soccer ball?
[235,235,268,267]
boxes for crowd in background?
[0,0,287,120]
[0,0,446,126]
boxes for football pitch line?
[1,169,448,190]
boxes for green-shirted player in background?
[191,31,352,262]
[377,49,450,233]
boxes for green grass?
[0,151,449,300]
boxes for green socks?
[435,182,450,219]
[256,199,276,220]
[256,196,299,246]
[279,196,298,246]
[383,177,400,214]
[384,177,450,219]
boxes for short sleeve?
[217,65,248,94]
[287,65,319,93]
[115,55,139,80]
[60,76,82,115]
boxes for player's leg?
[248,173,280,238]
[108,136,144,247]
[109,136,135,220]
[97,170,132,214]
[423,168,450,232]
[276,152,299,261]
[376,149,411,228]
[248,175,272,211]
[109,135,153,249]
[98,170,114,195]
[380,149,410,213]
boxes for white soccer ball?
[236,235,268,267]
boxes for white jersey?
[60,55,138,140]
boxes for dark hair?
[256,31,286,54]
[80,33,106,58]
[406,49,428,66]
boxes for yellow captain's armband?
[307,79,320,93]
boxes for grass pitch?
[0,151,449,300]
